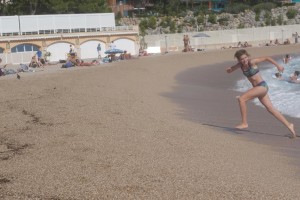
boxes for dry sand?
[1,45,300,199]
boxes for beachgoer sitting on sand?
[61,53,78,68]
[108,54,117,62]
[243,41,252,47]
[265,40,274,46]
[139,48,148,56]
[274,39,280,45]
[120,51,132,60]
[29,55,43,68]
[283,39,291,45]
[237,41,242,47]
[102,56,111,63]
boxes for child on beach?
[226,49,296,138]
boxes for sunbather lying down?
[76,59,100,67]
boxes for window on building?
[11,44,39,53]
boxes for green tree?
[6,0,44,15]
[148,16,157,29]
[3,0,110,15]
[0,0,10,15]
[139,18,148,36]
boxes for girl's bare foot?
[288,123,296,139]
[235,123,248,129]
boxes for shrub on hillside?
[197,14,205,25]
[277,14,283,25]
[252,2,277,14]
[224,3,250,14]
[208,14,217,24]
[218,16,229,26]
[286,8,297,19]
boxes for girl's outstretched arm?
[251,57,284,72]
[226,63,240,73]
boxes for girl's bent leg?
[259,94,296,138]
[236,86,268,129]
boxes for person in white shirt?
[109,41,116,50]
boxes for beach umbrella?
[193,33,210,50]
[193,33,210,38]
[104,49,124,54]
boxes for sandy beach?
[1,45,300,199]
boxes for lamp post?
[165,35,168,53]
[281,29,284,44]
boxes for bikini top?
[241,63,259,78]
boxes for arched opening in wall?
[10,43,40,64]
[47,42,73,62]
[80,40,106,59]
[11,43,40,53]
[0,48,4,53]
[113,38,136,56]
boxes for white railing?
[1,26,139,37]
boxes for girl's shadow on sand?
[201,122,294,139]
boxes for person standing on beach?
[36,48,42,61]
[69,44,75,54]
[183,35,190,52]
[294,32,299,43]
[109,41,116,50]
[226,49,296,138]
[97,43,102,59]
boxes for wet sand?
[1,45,300,199]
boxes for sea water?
[234,55,300,119]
